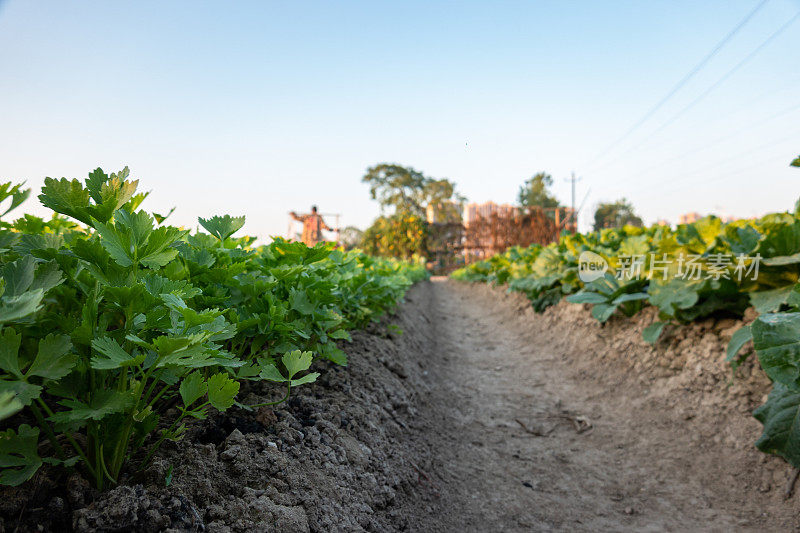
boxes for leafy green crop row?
[0,167,427,489]
[452,188,800,470]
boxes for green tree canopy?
[361,213,427,259]
[593,198,643,230]
[791,154,799,167]
[362,163,463,218]
[517,172,560,209]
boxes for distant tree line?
[360,164,463,259]
[356,163,654,259]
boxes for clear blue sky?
[1,0,798,238]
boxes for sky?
[0,0,798,239]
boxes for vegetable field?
[452,194,800,472]
[0,168,425,492]
[2,169,800,532]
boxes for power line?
[641,150,797,200]
[584,0,770,169]
[592,9,800,174]
[591,83,800,187]
[626,11,800,150]
[628,128,800,198]
[609,147,797,225]
[589,77,800,185]
[595,99,800,188]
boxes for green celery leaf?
[139,226,187,269]
[90,337,144,370]
[49,390,134,424]
[179,371,207,408]
[258,362,287,382]
[38,177,93,225]
[29,261,64,294]
[153,207,176,225]
[290,372,319,387]
[178,307,223,329]
[289,289,315,315]
[151,335,191,356]
[14,233,64,256]
[160,293,187,311]
[0,290,44,324]
[329,329,351,341]
[141,273,198,299]
[157,346,214,369]
[0,381,42,406]
[140,249,179,269]
[93,220,134,267]
[282,350,313,379]
[206,373,239,410]
[0,256,34,296]
[0,183,30,219]
[26,334,75,380]
[198,215,246,241]
[0,392,22,421]
[123,190,149,212]
[100,171,138,211]
[0,424,42,486]
[84,167,108,204]
[319,344,347,366]
[114,209,153,249]
[0,328,23,378]
[236,363,261,380]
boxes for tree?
[362,164,463,218]
[517,172,560,209]
[791,154,799,167]
[361,214,427,259]
[593,198,643,230]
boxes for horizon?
[1,0,798,239]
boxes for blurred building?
[678,212,702,224]
[655,219,670,227]
[462,201,517,228]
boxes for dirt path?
[411,278,787,532]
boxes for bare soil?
[4,278,800,532]
[411,279,798,532]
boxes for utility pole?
[564,172,582,232]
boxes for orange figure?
[290,205,332,247]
